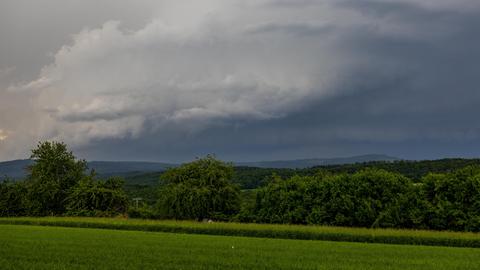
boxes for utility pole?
[133,197,142,209]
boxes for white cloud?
[4,3,349,150]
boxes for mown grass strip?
[1,217,479,248]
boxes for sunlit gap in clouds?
[0,129,8,141]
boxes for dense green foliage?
[243,167,480,231]
[0,179,28,216]
[157,155,241,220]
[123,172,162,206]
[231,159,480,189]
[420,167,480,231]
[231,167,301,189]
[0,142,128,217]
[66,176,129,216]
[249,170,411,226]
[316,159,480,180]
[1,217,480,248]
[2,224,479,270]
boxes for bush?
[0,180,28,217]
[128,204,158,219]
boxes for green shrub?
[0,180,28,217]
[128,205,158,219]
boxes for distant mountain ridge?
[0,160,175,180]
[236,154,400,169]
[86,161,175,177]
[0,159,33,179]
[0,154,399,179]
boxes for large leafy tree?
[66,176,129,216]
[157,155,240,220]
[26,141,88,215]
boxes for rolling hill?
[237,154,400,168]
[0,160,174,180]
[0,154,398,180]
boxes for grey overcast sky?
[1,0,480,162]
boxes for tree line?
[1,141,480,232]
[240,168,480,231]
[231,158,480,189]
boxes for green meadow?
[1,224,480,270]
[1,217,480,248]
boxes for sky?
[1,0,480,162]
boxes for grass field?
[1,224,480,270]
[1,217,480,248]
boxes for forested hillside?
[124,158,480,191]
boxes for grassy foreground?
[1,217,480,248]
[1,224,480,270]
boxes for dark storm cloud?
[264,0,323,8]
[337,0,445,18]
[1,0,480,161]
[245,22,334,37]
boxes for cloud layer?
[1,0,480,161]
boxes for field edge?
[0,217,479,248]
